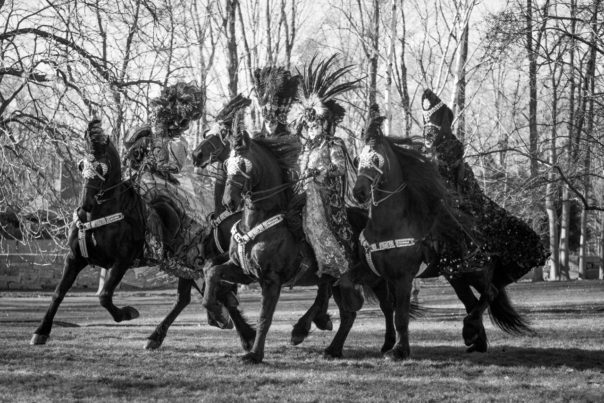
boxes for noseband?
[357,145,406,207]
[200,132,228,167]
[225,154,253,198]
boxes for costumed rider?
[289,55,363,307]
[421,89,548,281]
[252,65,318,276]
[203,94,252,214]
[253,66,300,139]
[120,82,209,274]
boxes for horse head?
[353,105,392,205]
[421,89,454,150]
[191,127,231,168]
[192,94,251,168]
[77,120,122,217]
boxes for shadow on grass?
[338,344,604,371]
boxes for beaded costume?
[290,56,359,278]
[422,89,548,280]
[122,82,213,279]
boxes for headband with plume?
[290,55,360,127]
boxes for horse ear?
[442,107,454,131]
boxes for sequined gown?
[300,137,354,278]
[131,135,214,279]
[431,130,548,280]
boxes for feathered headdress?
[215,94,251,136]
[290,55,359,127]
[253,66,299,124]
[151,81,205,138]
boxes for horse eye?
[372,155,380,166]
[353,156,359,169]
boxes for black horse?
[201,131,389,363]
[191,130,335,345]
[352,108,532,359]
[31,121,253,349]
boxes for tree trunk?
[226,0,239,98]
[384,0,396,135]
[367,0,379,107]
[578,0,599,279]
[559,0,577,281]
[526,0,538,179]
[452,22,468,144]
[398,0,411,137]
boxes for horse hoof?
[241,338,254,352]
[145,339,162,350]
[207,308,233,330]
[290,334,306,346]
[30,334,49,345]
[241,352,263,364]
[323,348,342,359]
[122,306,140,321]
[380,343,395,354]
[466,338,487,353]
[313,315,333,331]
[383,347,409,361]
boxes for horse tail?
[362,284,379,305]
[488,286,532,335]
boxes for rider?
[289,56,362,307]
[203,94,252,214]
[421,88,548,279]
[120,82,208,274]
[253,66,300,139]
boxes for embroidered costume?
[290,55,360,279]
[120,82,213,279]
[421,89,548,280]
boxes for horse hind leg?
[448,276,485,352]
[31,252,87,345]
[323,284,357,359]
[146,277,194,350]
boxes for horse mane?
[252,134,301,175]
[384,136,475,246]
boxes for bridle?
[80,155,123,206]
[357,143,407,207]
[198,129,229,167]
[225,153,253,202]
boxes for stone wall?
[0,239,177,290]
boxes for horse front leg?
[291,277,333,346]
[99,262,139,322]
[384,272,414,361]
[323,284,357,359]
[31,252,87,345]
[202,261,256,352]
[373,279,396,354]
[243,273,281,364]
[146,277,194,350]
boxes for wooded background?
[0,0,602,282]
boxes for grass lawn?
[1,280,603,402]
